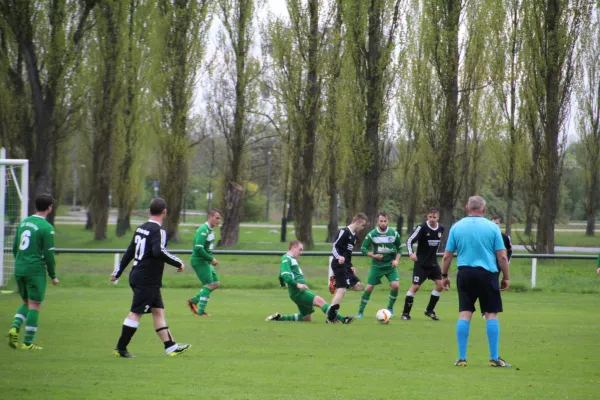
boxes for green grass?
[1,288,598,399]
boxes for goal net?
[0,149,29,288]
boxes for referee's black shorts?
[456,267,503,314]
[130,284,164,314]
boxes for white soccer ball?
[376,309,392,324]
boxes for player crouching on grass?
[111,198,191,358]
[266,240,355,324]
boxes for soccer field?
[1,287,598,399]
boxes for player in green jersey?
[7,194,59,351]
[266,240,355,324]
[187,208,222,316]
[357,212,402,318]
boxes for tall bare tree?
[522,0,590,253]
[214,0,262,247]
[0,0,96,220]
[89,0,126,240]
[152,0,211,240]
[343,0,403,230]
[115,0,153,237]
[576,5,600,237]
[489,0,525,235]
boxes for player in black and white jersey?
[327,213,368,323]
[110,198,190,358]
[402,208,445,321]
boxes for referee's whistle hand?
[500,279,509,291]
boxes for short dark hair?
[377,212,388,219]
[491,216,502,222]
[352,213,368,223]
[208,208,222,217]
[428,208,440,216]
[35,194,54,212]
[150,198,167,216]
[289,239,302,250]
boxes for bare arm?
[496,249,509,290]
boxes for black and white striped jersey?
[407,222,445,267]
[332,227,357,265]
[113,220,183,287]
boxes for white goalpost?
[0,148,29,288]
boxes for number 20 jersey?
[114,220,183,287]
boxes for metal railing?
[54,248,598,289]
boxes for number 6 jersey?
[113,220,183,287]
[13,215,56,279]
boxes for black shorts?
[412,263,442,285]
[456,267,503,314]
[331,260,361,289]
[130,285,164,314]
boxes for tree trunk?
[116,208,131,237]
[326,157,339,243]
[585,172,598,236]
[219,182,243,247]
[505,144,516,235]
[406,164,419,236]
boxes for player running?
[356,212,402,318]
[402,208,445,321]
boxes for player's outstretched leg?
[387,281,400,315]
[265,313,282,321]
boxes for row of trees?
[1,0,599,253]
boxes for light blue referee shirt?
[445,216,505,272]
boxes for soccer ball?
[376,309,392,324]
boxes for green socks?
[23,309,39,345]
[196,287,213,314]
[387,289,399,311]
[358,291,372,314]
[11,304,29,331]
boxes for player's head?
[491,216,502,226]
[427,208,440,224]
[35,194,54,213]
[376,212,388,231]
[150,198,167,217]
[466,195,486,215]
[289,240,304,257]
[208,208,222,227]
[351,213,368,232]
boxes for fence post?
[531,258,537,289]
[113,253,120,285]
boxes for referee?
[441,196,511,368]
[111,198,191,358]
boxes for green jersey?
[191,222,216,264]
[279,253,306,295]
[12,215,57,278]
[361,227,401,269]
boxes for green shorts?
[290,289,317,316]
[15,275,47,303]
[192,262,219,285]
[367,267,399,286]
